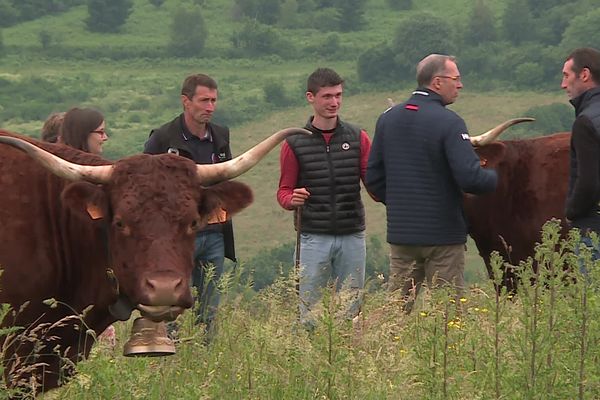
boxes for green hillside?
[0,0,586,269]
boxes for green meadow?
[0,0,596,397]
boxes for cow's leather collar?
[108,294,135,321]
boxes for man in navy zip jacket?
[366,54,497,312]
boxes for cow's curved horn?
[196,127,312,185]
[0,136,113,183]
[470,117,535,146]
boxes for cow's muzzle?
[137,305,186,322]
[140,274,194,309]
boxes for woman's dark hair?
[60,107,104,152]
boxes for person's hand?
[291,187,310,208]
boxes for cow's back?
[465,132,570,287]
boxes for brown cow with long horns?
[466,130,570,291]
[0,127,309,396]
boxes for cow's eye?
[190,220,199,230]
[114,219,124,229]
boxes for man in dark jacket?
[561,47,600,268]
[366,54,497,312]
[144,73,234,335]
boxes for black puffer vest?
[287,118,365,234]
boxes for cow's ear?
[61,182,109,221]
[475,142,506,168]
[198,181,253,217]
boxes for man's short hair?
[416,54,457,87]
[566,47,600,85]
[181,74,218,99]
[307,68,344,94]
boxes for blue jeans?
[577,235,600,278]
[295,231,366,325]
[191,231,225,331]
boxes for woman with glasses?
[60,107,108,155]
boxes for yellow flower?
[419,311,428,317]
[459,297,467,303]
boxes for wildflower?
[459,297,467,303]
[419,311,428,317]
[43,298,58,309]
[480,308,489,313]
[448,319,462,329]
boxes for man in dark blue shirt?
[366,54,497,312]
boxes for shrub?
[231,0,283,25]
[464,0,497,45]
[231,20,293,57]
[336,0,366,32]
[311,7,340,31]
[168,5,207,57]
[560,8,600,51]
[509,103,573,138]
[263,82,295,108]
[86,0,133,33]
[38,30,52,50]
[357,43,399,84]
[385,0,412,10]
[391,13,455,79]
[514,62,545,88]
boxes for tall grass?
[12,221,594,399]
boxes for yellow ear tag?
[86,204,104,220]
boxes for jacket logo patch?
[461,133,470,140]
[405,104,419,111]
[342,142,350,150]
